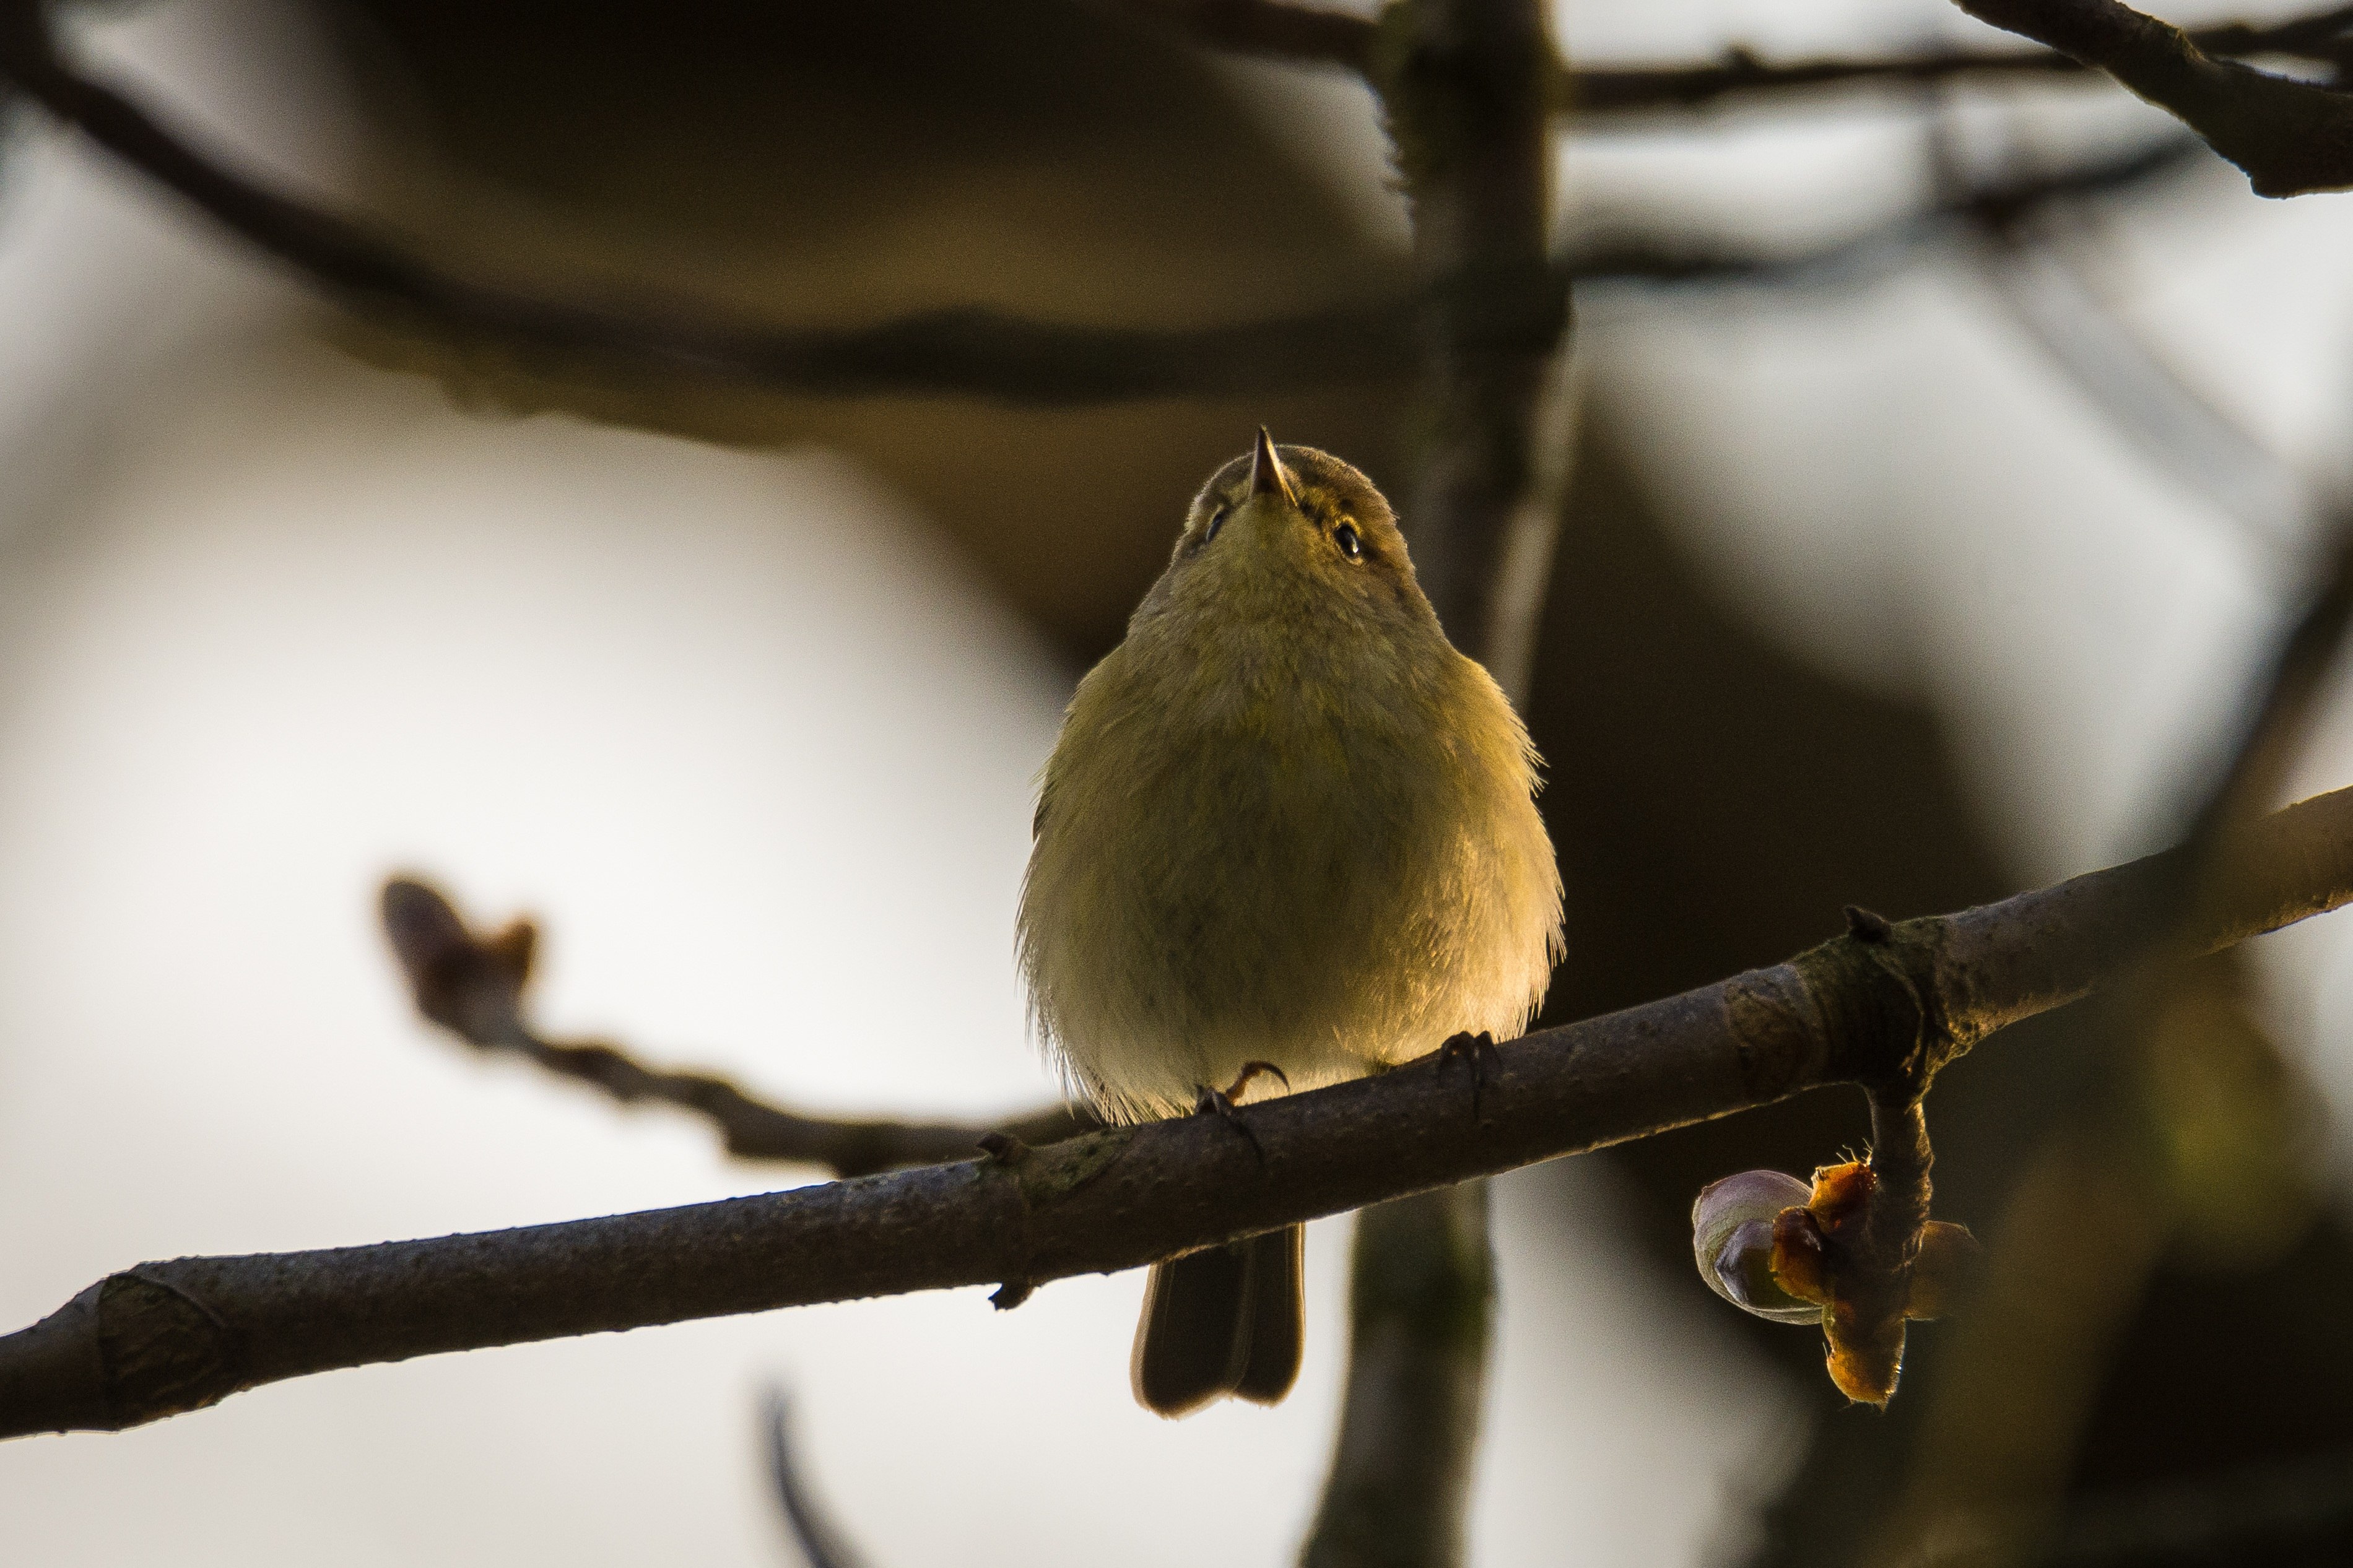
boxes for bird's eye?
[1334,521,1362,561]
[1203,507,1228,544]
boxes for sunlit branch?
[7,785,2353,1439]
[380,878,1091,1177]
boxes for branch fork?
[1694,908,1983,1405]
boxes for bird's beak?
[1248,427,1298,506]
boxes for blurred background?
[0,0,2349,1562]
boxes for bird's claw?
[1435,1031,1503,1120]
[1193,1060,1289,1166]
[1220,1060,1290,1102]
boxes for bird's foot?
[1220,1060,1291,1103]
[1434,1031,1503,1120]
[1193,1062,1289,1166]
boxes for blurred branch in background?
[764,1392,873,1568]
[378,878,1093,1177]
[0,0,1491,403]
[1570,2,2350,115]
[1859,448,2353,1553]
[1962,187,2316,558]
[1951,0,2353,195]
[1110,0,1375,69]
[1300,0,1560,1561]
[9,787,2353,1439]
[2025,1444,2353,1565]
[0,0,2300,418]
[1113,0,2353,122]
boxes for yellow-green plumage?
[1020,440,1562,1122]
[1017,436,1562,1414]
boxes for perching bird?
[1017,432,1563,1416]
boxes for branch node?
[1844,904,1895,943]
[977,1132,1030,1166]
[1795,921,1954,1100]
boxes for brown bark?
[7,784,2353,1440]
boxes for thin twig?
[763,1391,874,1568]
[1571,6,2352,114]
[8,784,2353,1439]
[1949,0,2353,196]
[381,878,1092,1178]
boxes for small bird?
[1017,432,1563,1417]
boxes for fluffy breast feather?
[1019,602,1563,1124]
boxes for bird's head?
[1149,430,1436,639]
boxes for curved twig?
[763,1390,876,1568]
[380,878,1092,1177]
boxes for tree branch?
[1800,498,2353,1402]
[0,2,1524,404]
[1949,0,2353,196]
[0,0,2214,412]
[1112,0,2353,121]
[1111,0,1377,69]
[8,784,2353,1439]
[1570,6,2352,115]
[379,878,1090,1177]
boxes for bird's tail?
[1131,1224,1304,1417]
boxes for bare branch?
[1949,0,2353,196]
[0,4,1502,404]
[0,0,2225,418]
[0,1,2211,412]
[1114,0,2353,123]
[380,878,1090,1177]
[1112,0,1377,69]
[1572,6,2352,114]
[8,784,2353,1439]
